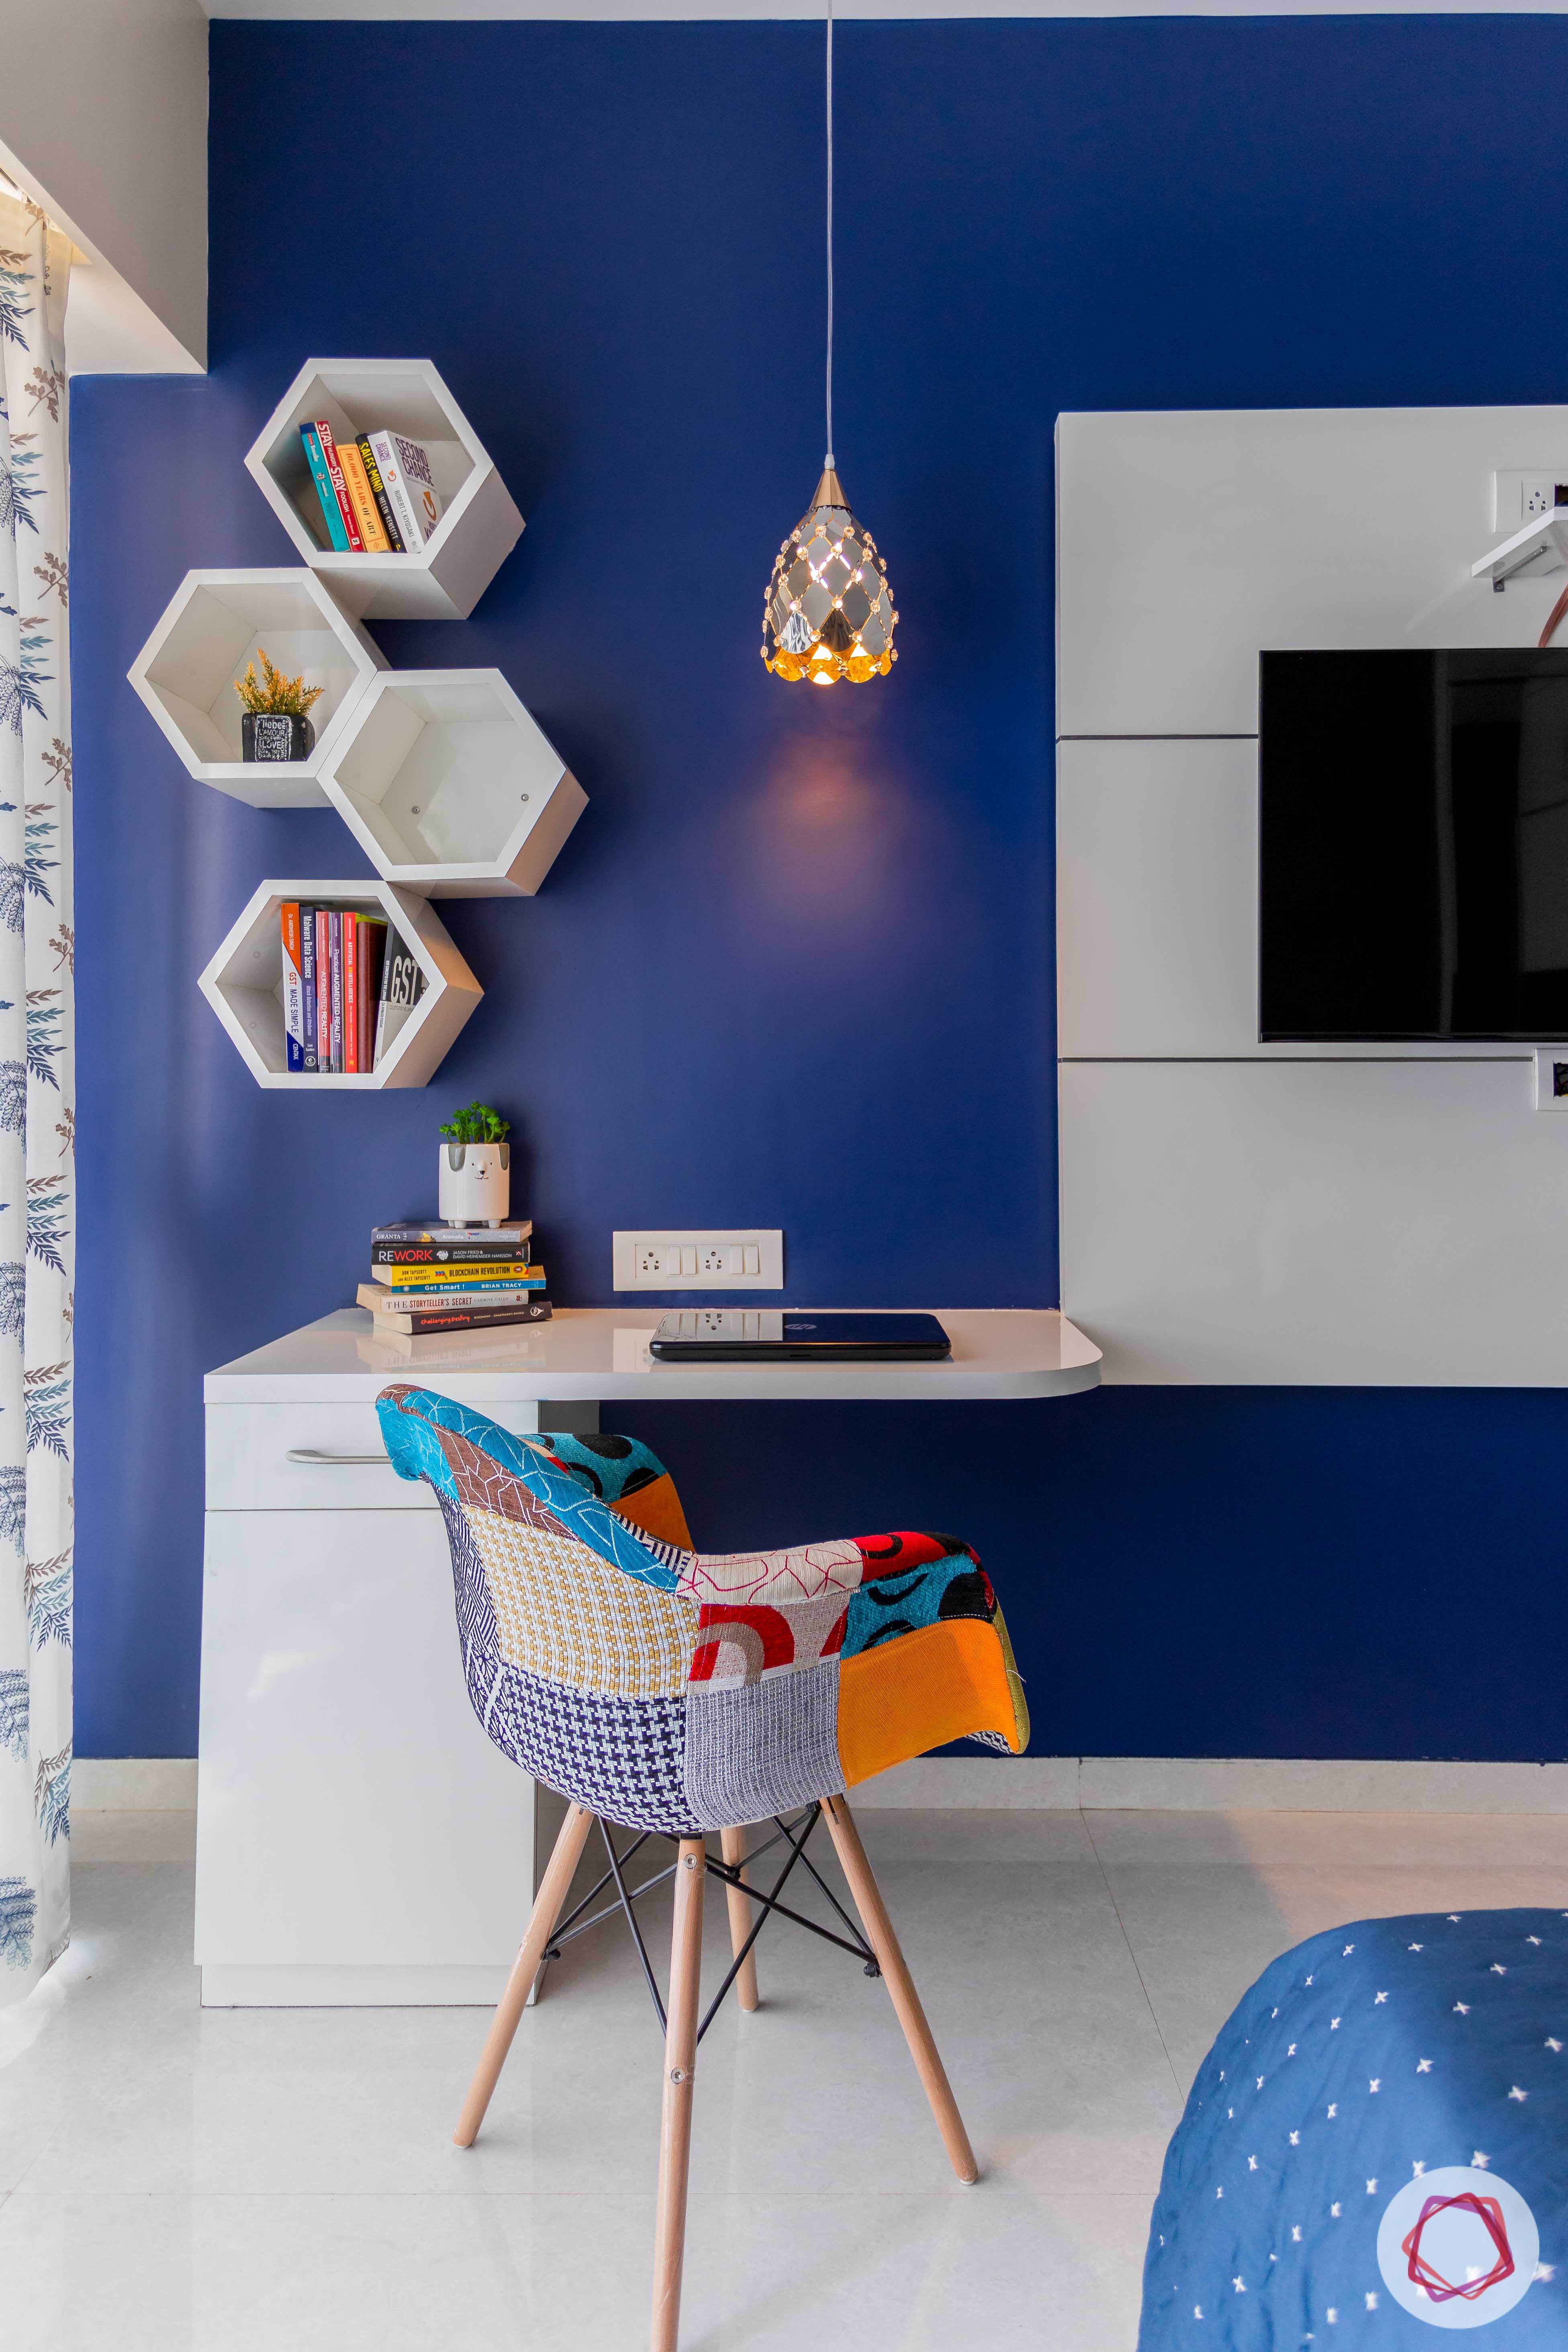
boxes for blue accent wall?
[72,17,1568,1760]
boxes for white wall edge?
[854,1755,1568,1813]
[75,1758,199,1810]
[76,1752,1568,1814]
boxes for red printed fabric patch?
[688,1588,851,1690]
[853,1531,978,1575]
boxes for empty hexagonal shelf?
[244,358,524,620]
[198,878,482,1088]
[320,669,587,897]
[128,569,386,809]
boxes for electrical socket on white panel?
[611,1229,784,1290]
[1492,472,1568,532]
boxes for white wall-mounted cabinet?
[1056,403,1568,1388]
[321,669,587,898]
[198,877,482,1090]
[244,358,524,620]
[127,569,386,809]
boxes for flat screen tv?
[1260,648,1568,1041]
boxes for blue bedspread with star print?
[1139,1911,1568,2347]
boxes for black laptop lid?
[648,1311,951,1361]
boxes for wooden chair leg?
[821,1792,979,2184]
[650,1836,705,2352]
[718,1823,760,2012]
[453,1798,596,2149]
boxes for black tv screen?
[1260,648,1568,1041]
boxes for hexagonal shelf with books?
[198,879,482,1089]
[127,569,387,810]
[245,359,524,620]
[320,669,587,898]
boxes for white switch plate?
[611,1229,784,1289]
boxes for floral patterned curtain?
[0,192,74,2003]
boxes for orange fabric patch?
[836,1617,1024,1788]
[610,1471,693,1552]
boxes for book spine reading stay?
[313,910,332,1072]
[280,902,305,1073]
[355,436,405,553]
[298,425,350,554]
[356,919,386,1072]
[313,422,364,553]
[335,440,389,553]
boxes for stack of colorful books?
[300,421,443,556]
[281,905,424,1075]
[358,1219,549,1354]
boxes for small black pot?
[241,711,315,763]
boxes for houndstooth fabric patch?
[464,1502,697,1698]
[485,1658,699,1835]
[683,1659,842,1830]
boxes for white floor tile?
[4,1803,1562,2347]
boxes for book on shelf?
[357,1280,542,1315]
[370,1259,542,1289]
[280,903,306,1073]
[354,435,406,552]
[356,917,386,1070]
[373,931,425,1067]
[335,438,391,554]
[371,1219,533,1262]
[309,420,364,552]
[367,431,443,552]
[295,421,443,557]
[279,905,408,1075]
[299,424,351,554]
[362,1298,554,1338]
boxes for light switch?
[742,1245,760,1274]
[611,1230,785,1290]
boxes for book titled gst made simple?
[280,902,306,1072]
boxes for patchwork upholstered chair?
[377,1383,1029,2352]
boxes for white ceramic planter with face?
[437,1140,510,1226]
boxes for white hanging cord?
[825,0,834,469]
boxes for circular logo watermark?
[1377,2167,1540,2329]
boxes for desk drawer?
[206,1399,554,1511]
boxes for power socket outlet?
[1493,471,1568,531]
[612,1229,784,1290]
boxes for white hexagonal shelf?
[127,569,387,809]
[244,358,524,620]
[198,878,482,1089]
[319,669,587,898]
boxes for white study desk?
[197,1307,1100,2007]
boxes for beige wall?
[0,0,207,371]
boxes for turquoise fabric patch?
[536,1430,671,1508]
[375,1387,679,1591]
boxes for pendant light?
[761,0,897,685]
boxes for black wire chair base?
[539,1801,880,2043]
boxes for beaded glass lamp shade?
[763,465,898,685]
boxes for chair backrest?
[377,1385,704,1834]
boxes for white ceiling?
[200,0,1568,18]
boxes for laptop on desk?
[647,1310,951,1362]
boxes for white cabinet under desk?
[198,1306,1101,2008]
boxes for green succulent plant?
[440,1100,510,1145]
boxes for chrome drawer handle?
[285,1448,390,1466]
